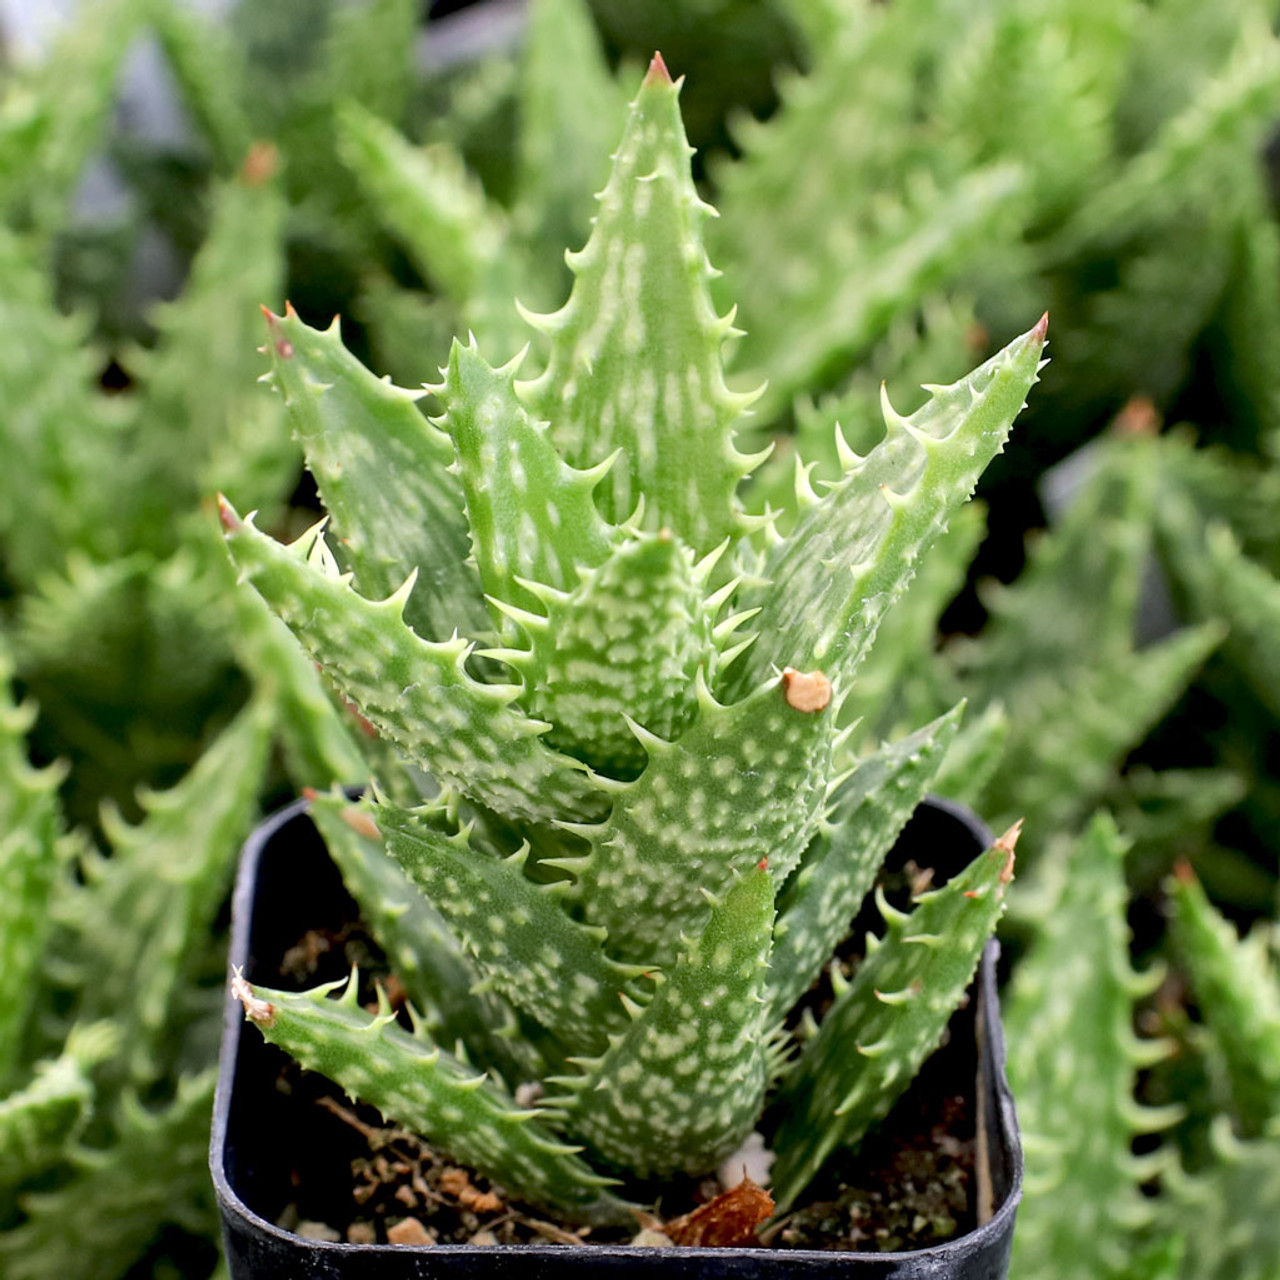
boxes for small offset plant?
[225,56,1043,1231]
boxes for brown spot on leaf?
[665,1177,774,1248]
[782,667,832,713]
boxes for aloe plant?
[225,55,1041,1230]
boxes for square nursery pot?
[212,795,1023,1279]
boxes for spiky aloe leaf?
[570,671,839,967]
[766,704,964,1022]
[1180,523,1280,721]
[745,295,983,522]
[134,158,293,526]
[335,102,526,356]
[0,227,128,584]
[308,793,551,1083]
[0,0,147,234]
[324,0,417,125]
[370,800,646,1057]
[488,528,723,774]
[53,699,271,1083]
[513,0,628,275]
[845,500,986,737]
[0,1022,118,1189]
[929,702,1010,809]
[520,55,764,552]
[0,652,67,1088]
[259,305,488,643]
[228,584,368,793]
[222,503,601,824]
[966,433,1160,682]
[145,0,254,172]
[233,975,631,1226]
[1170,866,1280,1135]
[978,622,1223,837]
[431,339,617,619]
[553,862,773,1179]
[728,316,1046,701]
[0,1072,217,1280]
[1056,25,1280,255]
[1005,815,1179,1280]
[770,824,1017,1213]
[1169,1120,1280,1280]
[709,0,1028,421]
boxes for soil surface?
[253,850,981,1252]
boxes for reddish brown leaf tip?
[1114,395,1161,438]
[216,494,241,532]
[645,51,672,85]
[1032,311,1049,341]
[1173,858,1197,886]
[301,787,319,801]
[231,972,276,1027]
[240,140,278,187]
[284,300,299,319]
[758,857,768,871]
[994,819,1022,884]
[259,304,280,326]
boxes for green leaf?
[571,673,839,967]
[1056,25,1280,255]
[0,0,148,234]
[334,102,526,357]
[514,0,628,275]
[554,863,773,1179]
[324,0,418,125]
[0,651,67,1088]
[0,1072,218,1280]
[0,227,128,583]
[372,800,644,1056]
[520,56,764,553]
[488,527,722,775]
[728,316,1046,700]
[222,506,602,825]
[1169,1121,1280,1280]
[134,165,294,527]
[978,622,1223,837]
[432,339,617,620]
[0,1022,118,1190]
[1006,814,1177,1280]
[308,793,552,1083]
[146,0,255,172]
[258,304,488,643]
[53,700,271,1083]
[766,705,964,1022]
[233,975,631,1225]
[770,822,1016,1212]
[1170,866,1280,1135]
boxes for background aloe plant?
[3,0,1280,1272]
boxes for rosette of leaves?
[225,56,1042,1227]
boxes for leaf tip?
[645,51,673,85]
[232,970,276,1027]
[240,140,279,186]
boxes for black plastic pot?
[212,795,1023,1278]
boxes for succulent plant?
[225,55,1043,1229]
